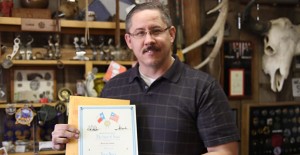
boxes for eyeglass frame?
[127,26,171,39]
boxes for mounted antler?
[182,0,228,69]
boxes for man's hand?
[204,142,239,155]
[52,124,80,150]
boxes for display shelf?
[0,60,133,66]
[241,102,300,155]
[0,8,129,154]
[0,17,125,29]
[0,102,58,109]
[9,150,65,155]
[0,17,125,35]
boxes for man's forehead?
[130,10,164,29]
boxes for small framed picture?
[222,40,253,99]
[229,69,244,97]
[11,67,56,103]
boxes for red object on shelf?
[1,0,14,17]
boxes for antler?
[182,0,228,69]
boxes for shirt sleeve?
[197,80,240,147]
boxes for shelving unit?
[0,14,131,154]
[9,150,65,155]
[0,17,126,35]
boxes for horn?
[241,0,271,35]
[182,0,228,69]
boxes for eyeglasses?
[128,26,171,39]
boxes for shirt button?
[144,86,148,90]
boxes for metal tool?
[2,37,20,69]
[6,37,20,60]
[26,36,34,60]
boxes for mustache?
[143,45,160,53]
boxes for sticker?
[15,107,35,126]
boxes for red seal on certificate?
[15,107,35,126]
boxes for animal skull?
[242,0,300,92]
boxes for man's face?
[124,9,176,69]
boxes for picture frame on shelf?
[11,67,56,103]
[222,40,253,99]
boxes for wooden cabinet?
[0,16,132,154]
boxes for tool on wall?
[2,37,20,69]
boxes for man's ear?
[124,34,132,49]
[169,26,176,43]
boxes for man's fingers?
[51,124,80,150]
[52,129,79,139]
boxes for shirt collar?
[128,55,183,83]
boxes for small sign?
[292,78,300,97]
[21,18,60,32]
[103,61,127,82]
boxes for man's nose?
[144,32,155,44]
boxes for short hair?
[125,2,173,33]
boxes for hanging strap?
[85,0,90,44]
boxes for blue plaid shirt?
[100,56,240,155]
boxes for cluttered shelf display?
[242,102,300,155]
[0,0,134,154]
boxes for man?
[52,2,240,155]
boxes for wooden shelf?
[0,17,125,29]
[61,19,125,29]
[0,103,58,109]
[8,60,133,66]
[9,150,65,155]
[0,17,125,34]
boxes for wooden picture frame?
[11,67,56,103]
[222,40,253,99]
[241,102,300,155]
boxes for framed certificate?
[222,40,253,99]
[66,96,131,155]
[78,105,138,155]
[229,69,244,97]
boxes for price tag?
[292,78,300,97]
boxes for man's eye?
[135,31,146,37]
[151,29,163,35]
